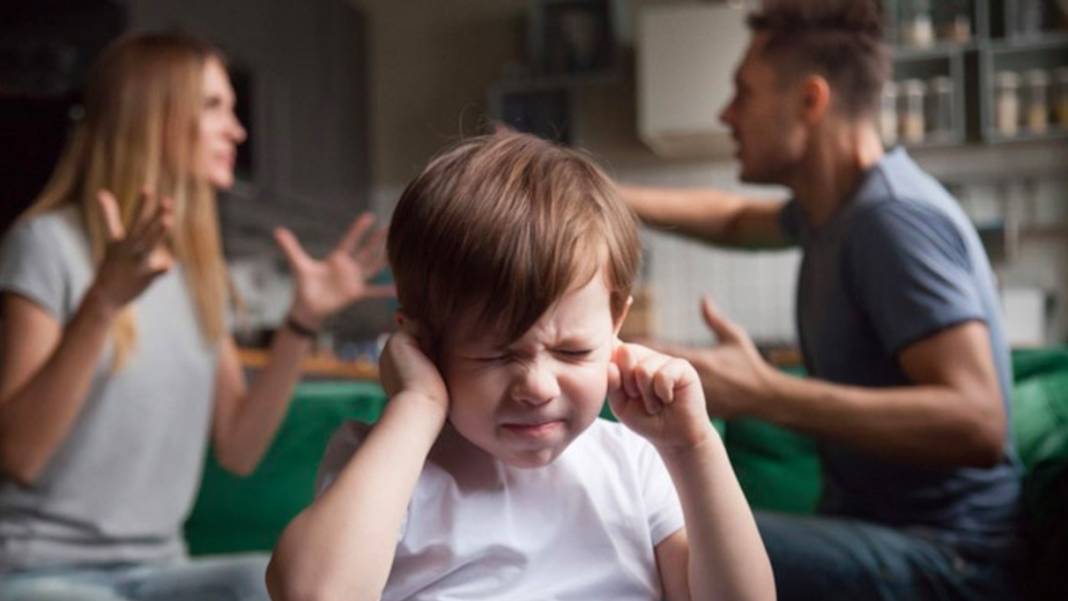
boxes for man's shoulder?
[850,195,953,233]
[852,151,962,229]
[844,173,968,258]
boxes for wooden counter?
[238,347,379,381]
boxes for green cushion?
[1010,346,1068,473]
[721,363,821,514]
[724,417,821,514]
[183,381,388,555]
[1008,346,1068,520]
[722,348,1068,515]
[184,347,1068,554]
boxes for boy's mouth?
[500,420,564,438]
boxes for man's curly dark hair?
[747,0,890,118]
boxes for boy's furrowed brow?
[555,333,597,347]
[452,331,511,354]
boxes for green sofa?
[184,348,1068,584]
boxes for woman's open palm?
[274,212,394,326]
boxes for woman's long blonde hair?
[26,33,230,368]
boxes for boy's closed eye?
[473,353,514,364]
[555,348,594,360]
[470,348,594,363]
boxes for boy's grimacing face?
[439,272,624,469]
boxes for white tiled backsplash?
[643,228,800,345]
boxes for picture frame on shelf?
[528,0,618,77]
[488,83,573,145]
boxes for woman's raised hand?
[274,212,394,328]
[90,189,175,312]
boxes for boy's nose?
[510,360,560,406]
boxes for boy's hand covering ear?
[607,341,715,452]
[379,319,449,415]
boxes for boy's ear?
[612,295,633,337]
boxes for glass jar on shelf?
[938,0,972,44]
[1054,67,1068,130]
[901,0,934,48]
[899,78,926,144]
[995,70,1021,138]
[926,76,955,141]
[1014,0,1046,38]
[880,81,899,147]
[1023,68,1050,135]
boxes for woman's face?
[195,57,247,189]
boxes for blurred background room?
[2,2,1068,588]
[4,0,1068,364]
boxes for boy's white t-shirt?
[317,418,685,601]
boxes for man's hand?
[607,341,715,452]
[649,297,779,419]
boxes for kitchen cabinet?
[632,1,1068,155]
[884,0,1068,147]
[635,2,749,159]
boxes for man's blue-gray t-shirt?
[780,147,1020,552]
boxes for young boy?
[266,133,774,601]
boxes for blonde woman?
[0,33,391,600]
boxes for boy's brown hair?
[387,132,639,356]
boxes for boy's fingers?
[633,354,661,408]
[653,360,688,405]
[606,389,627,420]
[606,360,622,394]
[614,344,640,399]
[653,372,674,405]
[643,338,703,365]
[396,317,435,358]
[397,317,422,340]
[390,321,418,349]
[606,363,632,420]
[635,354,670,415]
